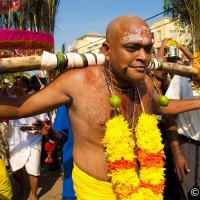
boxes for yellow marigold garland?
[103,113,165,200]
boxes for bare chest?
[74,90,110,129]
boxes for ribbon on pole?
[0,51,105,73]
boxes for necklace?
[112,84,135,93]
[102,65,137,130]
[104,65,135,93]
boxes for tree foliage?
[164,0,200,51]
[163,0,191,27]
[0,72,30,86]
[0,0,60,33]
[0,0,61,84]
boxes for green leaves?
[0,72,30,87]
[0,0,60,34]
[163,0,191,27]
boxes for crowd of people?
[0,15,200,200]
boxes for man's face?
[14,79,29,96]
[108,24,153,82]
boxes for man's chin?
[126,71,146,82]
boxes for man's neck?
[104,65,135,91]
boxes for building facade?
[67,32,105,54]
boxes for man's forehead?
[120,26,152,44]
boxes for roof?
[77,32,105,40]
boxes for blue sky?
[54,0,164,51]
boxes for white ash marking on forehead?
[121,27,151,44]
[121,34,142,43]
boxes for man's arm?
[152,75,200,115]
[0,71,73,119]
[178,44,193,63]
[154,97,200,115]
[165,116,190,181]
[157,38,168,59]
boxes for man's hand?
[161,38,169,47]
[166,125,190,182]
[32,119,52,136]
[173,152,190,181]
[20,125,37,132]
[191,68,200,81]
[157,38,170,60]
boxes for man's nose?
[136,48,148,62]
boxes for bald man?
[0,15,200,199]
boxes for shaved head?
[106,15,151,44]
[102,15,153,82]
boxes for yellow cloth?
[0,159,13,200]
[72,163,116,200]
[193,51,200,68]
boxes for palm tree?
[184,0,200,52]
[0,0,60,33]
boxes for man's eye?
[125,46,138,52]
[145,46,153,53]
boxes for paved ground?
[11,165,63,200]
[39,169,62,200]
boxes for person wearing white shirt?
[166,75,200,200]
[8,76,49,200]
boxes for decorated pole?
[0,52,200,80]
[148,58,199,77]
[0,51,105,72]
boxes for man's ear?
[101,42,111,60]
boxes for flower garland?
[103,113,165,200]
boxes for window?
[157,31,162,41]
[151,33,154,40]
[169,30,177,40]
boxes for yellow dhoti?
[0,159,13,200]
[72,163,116,200]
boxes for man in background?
[8,76,49,200]
[39,105,75,200]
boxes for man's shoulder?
[59,65,101,83]
[70,65,100,74]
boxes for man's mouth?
[128,66,146,72]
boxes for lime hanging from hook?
[109,95,121,108]
[158,95,169,106]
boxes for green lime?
[109,95,121,108]
[158,95,169,106]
